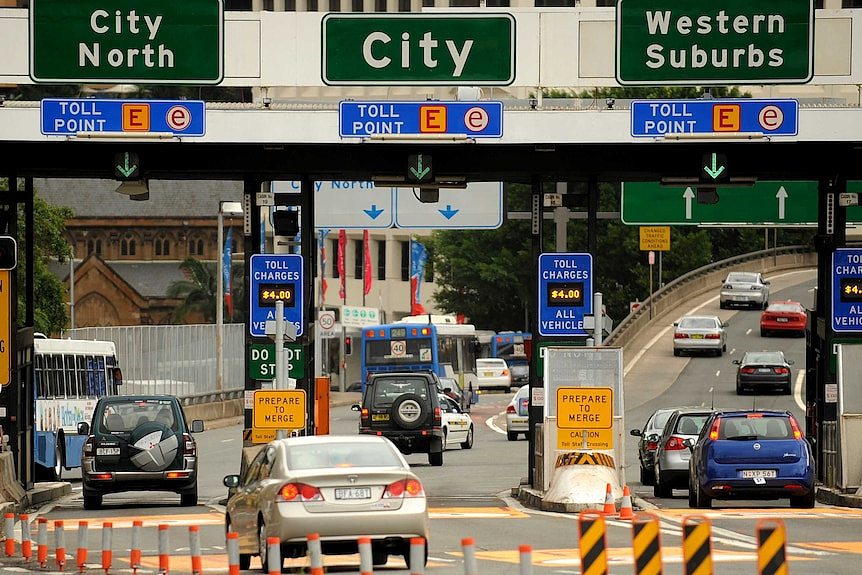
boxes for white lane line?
[487,414,506,435]
[715,370,721,377]
[794,370,806,410]
[221,438,235,443]
[745,328,752,335]
[729,348,737,355]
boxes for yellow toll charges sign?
[557,387,613,429]
[0,271,9,386]
[253,390,306,430]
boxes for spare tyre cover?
[128,421,179,472]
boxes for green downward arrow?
[409,154,431,180]
[703,153,726,180]
[116,152,138,178]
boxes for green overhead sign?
[322,14,516,85]
[621,182,862,226]
[30,0,223,83]
[616,0,814,85]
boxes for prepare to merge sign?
[557,387,612,429]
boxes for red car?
[760,301,807,337]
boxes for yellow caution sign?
[555,451,616,469]
[756,519,788,575]
[578,511,608,575]
[632,514,663,575]
[252,389,306,430]
[557,428,614,450]
[557,387,613,430]
[639,226,671,251]
[0,271,9,386]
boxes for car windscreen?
[718,416,794,440]
[287,442,402,470]
[510,364,529,376]
[678,318,717,329]
[673,414,710,435]
[477,359,507,368]
[371,378,430,408]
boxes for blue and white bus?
[33,338,122,480]
[490,332,532,367]
[360,315,478,393]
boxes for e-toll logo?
[41,99,206,136]
[631,99,797,137]
[339,101,503,138]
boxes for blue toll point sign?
[41,99,206,136]
[250,254,304,338]
[832,248,862,333]
[538,253,593,337]
[339,101,503,138]
[631,99,798,138]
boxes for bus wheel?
[52,438,64,481]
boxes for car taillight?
[182,433,196,456]
[705,333,720,339]
[674,333,690,339]
[723,284,732,290]
[789,416,803,440]
[501,369,510,376]
[383,479,424,498]
[83,436,95,456]
[646,441,658,451]
[433,406,441,427]
[664,436,686,450]
[774,367,790,375]
[741,367,756,374]
[750,286,761,291]
[360,408,370,425]
[506,405,516,414]
[709,419,720,440]
[279,482,322,502]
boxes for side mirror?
[683,438,695,449]
[732,360,741,365]
[807,436,816,447]
[443,387,452,393]
[351,404,361,412]
[223,475,240,488]
[673,322,679,327]
[763,280,771,285]
[722,322,729,327]
[190,420,204,433]
[630,429,642,437]
[77,422,90,436]
[787,360,795,366]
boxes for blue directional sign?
[832,248,862,333]
[339,101,503,138]
[250,254,304,338]
[41,99,206,136]
[538,253,593,337]
[631,99,798,138]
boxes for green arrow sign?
[701,153,727,182]
[248,343,304,380]
[408,154,433,183]
[114,152,139,180]
[621,181,862,226]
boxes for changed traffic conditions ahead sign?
[631,99,798,137]
[339,101,503,138]
[41,99,206,136]
[538,253,593,337]
[616,0,814,85]
[832,248,862,333]
[249,254,304,338]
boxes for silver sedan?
[719,271,771,309]
[223,435,429,570]
[673,315,728,357]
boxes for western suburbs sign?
[616,0,814,85]
[29,0,223,83]
[322,14,515,85]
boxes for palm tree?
[167,258,217,323]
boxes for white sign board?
[341,305,381,327]
[273,180,394,229]
[394,182,504,229]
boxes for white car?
[719,272,770,309]
[505,385,530,441]
[673,315,727,357]
[438,395,474,450]
[476,358,512,391]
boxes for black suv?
[77,395,204,509]
[353,373,445,466]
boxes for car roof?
[712,409,791,417]
[99,395,177,403]
[273,434,394,447]
[669,408,714,416]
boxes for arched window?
[155,237,172,257]
[120,235,137,257]
[87,239,95,255]
[196,239,204,256]
[121,239,129,256]
[95,239,102,256]
[155,239,162,256]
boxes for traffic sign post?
[248,343,304,380]
[249,255,304,338]
[339,101,503,138]
[41,99,206,136]
[322,14,515,85]
[538,253,593,337]
[0,271,10,386]
[630,99,798,137]
[616,0,814,85]
[832,248,862,333]
[30,0,223,84]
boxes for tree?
[166,258,245,324]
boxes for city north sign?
[29,0,223,84]
[616,0,814,85]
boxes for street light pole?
[217,201,244,394]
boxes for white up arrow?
[683,187,695,220]
[776,186,788,220]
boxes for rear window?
[651,411,673,430]
[742,352,785,364]
[98,399,178,433]
[678,317,718,329]
[673,414,710,435]
[478,359,507,368]
[726,273,758,283]
[287,442,401,470]
[718,416,794,440]
[768,303,803,313]
[371,377,430,408]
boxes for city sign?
[832,248,862,333]
[395,182,504,229]
[538,253,593,337]
[631,99,798,137]
[639,226,670,251]
[249,254,304,338]
[621,182,862,225]
[0,271,10,386]
[248,343,304,380]
[616,0,814,85]
[41,99,206,136]
[30,0,223,84]
[273,181,394,229]
[252,390,306,430]
[322,14,516,85]
[339,101,503,138]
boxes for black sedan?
[629,407,676,485]
[733,351,793,395]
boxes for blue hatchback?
[688,410,815,509]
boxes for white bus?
[33,338,122,480]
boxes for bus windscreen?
[364,338,434,365]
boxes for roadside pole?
[275,300,285,439]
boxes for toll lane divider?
[578,510,609,575]
[682,515,714,575]
[632,513,662,575]
[757,519,788,575]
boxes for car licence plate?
[484,371,494,377]
[691,334,704,339]
[740,469,776,479]
[96,447,120,456]
[335,487,371,500]
[776,318,789,323]
[758,368,773,373]
[372,414,389,421]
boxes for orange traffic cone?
[601,483,617,517]
[618,486,634,520]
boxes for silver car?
[673,315,727,357]
[505,384,530,441]
[223,435,429,570]
[719,271,770,309]
[653,409,713,498]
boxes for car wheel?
[442,429,448,451]
[688,479,698,508]
[83,493,102,510]
[736,382,744,395]
[640,465,655,486]
[653,467,672,498]
[761,328,768,337]
[673,349,681,357]
[715,348,723,357]
[784,384,792,395]
[372,547,388,566]
[461,425,474,450]
[402,540,428,568]
[695,485,712,509]
[239,553,252,571]
[52,440,64,481]
[257,521,284,573]
[180,486,198,507]
[428,449,443,467]
[790,489,816,509]
[507,430,518,441]
[719,301,727,310]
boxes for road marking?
[430,507,529,519]
[487,414,506,435]
[651,507,862,520]
[220,438,235,443]
[799,541,862,554]
[729,348,737,355]
[746,328,752,335]
[715,370,721,377]
[794,370,805,410]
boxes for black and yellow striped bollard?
[578,510,608,575]
[756,518,789,575]
[631,513,663,575]
[682,515,713,575]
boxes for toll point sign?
[41,99,206,136]
[339,101,503,138]
[253,390,307,430]
[630,99,798,137]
